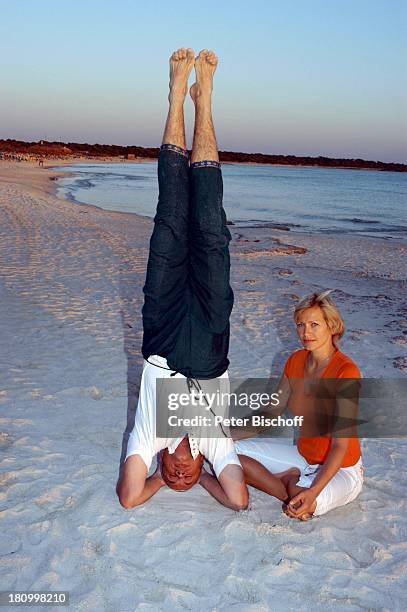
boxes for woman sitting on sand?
[235,290,364,520]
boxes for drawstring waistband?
[145,357,180,376]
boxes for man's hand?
[285,488,317,520]
[152,457,166,487]
[198,467,209,486]
[199,467,248,511]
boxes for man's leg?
[189,49,219,165]
[188,51,247,507]
[162,48,191,151]
[188,50,233,338]
[142,48,195,360]
[118,50,194,509]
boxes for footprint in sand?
[393,356,407,371]
[278,269,294,277]
[0,432,13,450]
[90,386,103,400]
[29,388,43,399]
[283,293,300,301]
[83,538,106,557]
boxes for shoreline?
[49,158,407,242]
[2,155,404,173]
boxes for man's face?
[161,438,204,491]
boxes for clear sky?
[1,0,406,162]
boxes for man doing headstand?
[116,48,249,511]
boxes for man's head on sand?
[160,437,204,491]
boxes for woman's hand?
[286,488,317,520]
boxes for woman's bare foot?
[299,512,313,521]
[282,504,313,521]
[277,467,301,490]
[169,47,195,104]
[189,49,218,105]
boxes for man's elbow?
[117,489,143,510]
[119,497,136,510]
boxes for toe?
[186,48,195,60]
[206,50,217,64]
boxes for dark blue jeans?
[141,146,234,378]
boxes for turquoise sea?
[57,162,407,239]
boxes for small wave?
[73,178,95,189]
[118,174,148,181]
[62,190,77,203]
[359,225,407,234]
[234,220,301,231]
[86,172,147,182]
[347,218,380,225]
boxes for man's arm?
[116,455,165,509]
[199,464,248,511]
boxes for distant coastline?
[1,139,406,172]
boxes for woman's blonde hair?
[294,290,345,348]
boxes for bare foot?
[299,512,313,521]
[169,47,195,103]
[190,49,218,104]
[282,503,314,521]
[277,467,301,488]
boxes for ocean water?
[57,162,407,238]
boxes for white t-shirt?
[125,355,241,479]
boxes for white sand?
[0,160,406,610]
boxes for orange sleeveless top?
[284,349,361,467]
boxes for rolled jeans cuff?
[190,160,221,169]
[160,143,189,158]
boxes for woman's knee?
[230,487,249,511]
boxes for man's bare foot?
[169,47,195,104]
[189,49,218,105]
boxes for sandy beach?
[1,160,406,610]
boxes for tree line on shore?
[1,139,405,172]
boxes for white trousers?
[235,438,363,516]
